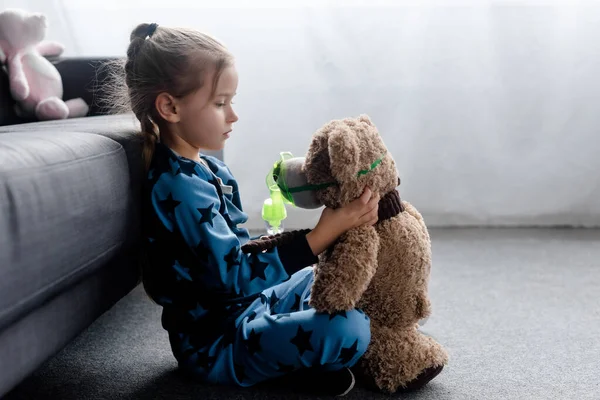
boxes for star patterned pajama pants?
[169,267,371,387]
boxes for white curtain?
[4,0,600,229]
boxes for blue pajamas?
[170,267,371,386]
[142,142,370,387]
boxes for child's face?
[178,65,239,151]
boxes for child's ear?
[155,92,180,123]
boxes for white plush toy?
[0,8,89,120]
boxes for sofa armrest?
[52,57,124,117]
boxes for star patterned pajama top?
[141,141,371,387]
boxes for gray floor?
[6,228,600,400]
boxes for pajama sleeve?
[151,166,316,297]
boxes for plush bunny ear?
[327,123,361,183]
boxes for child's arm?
[153,174,316,297]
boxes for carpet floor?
[5,228,600,400]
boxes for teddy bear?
[244,114,449,393]
[0,8,89,120]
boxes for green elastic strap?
[358,156,384,176]
[282,153,386,196]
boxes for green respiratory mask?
[261,151,386,234]
[262,152,323,234]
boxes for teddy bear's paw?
[307,285,357,313]
[65,98,90,118]
[360,325,449,393]
[36,97,69,120]
[11,77,30,101]
[396,364,445,393]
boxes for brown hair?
[99,23,234,171]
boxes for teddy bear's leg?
[401,201,429,239]
[402,201,433,328]
[35,97,69,120]
[309,226,379,313]
[354,204,448,393]
[65,98,90,118]
[358,322,448,393]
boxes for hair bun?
[130,23,158,42]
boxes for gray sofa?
[1,58,150,397]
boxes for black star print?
[245,329,263,355]
[259,293,268,304]
[357,308,370,321]
[277,362,296,373]
[328,310,348,321]
[224,246,241,272]
[275,313,291,320]
[290,326,314,356]
[188,303,205,320]
[291,294,302,311]
[338,339,359,365]
[197,204,217,227]
[195,350,216,370]
[246,311,257,322]
[159,193,181,215]
[177,160,199,177]
[250,255,269,281]
[168,158,181,175]
[234,363,246,383]
[268,291,279,310]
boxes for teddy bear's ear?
[328,123,361,183]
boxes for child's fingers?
[350,187,372,209]
[358,187,372,205]
[357,205,379,226]
[362,193,379,216]
[357,215,378,227]
[368,193,380,209]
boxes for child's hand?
[322,187,380,234]
[307,188,380,256]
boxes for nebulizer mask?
[261,152,325,234]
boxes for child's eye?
[216,103,225,107]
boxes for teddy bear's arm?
[36,41,65,57]
[8,56,29,101]
[309,226,380,313]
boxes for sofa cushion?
[0,114,223,197]
[0,130,132,332]
[0,114,145,187]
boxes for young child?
[116,22,380,396]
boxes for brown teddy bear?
[243,114,448,393]
[303,114,449,393]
